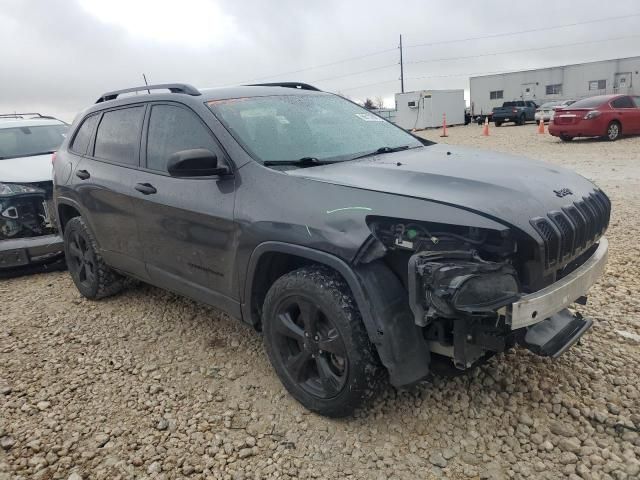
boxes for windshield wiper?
[263,157,339,167]
[350,145,413,160]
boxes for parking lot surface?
[1,124,639,480]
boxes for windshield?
[207,94,422,164]
[0,124,67,160]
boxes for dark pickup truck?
[492,101,538,126]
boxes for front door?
[132,103,238,310]
[73,104,148,279]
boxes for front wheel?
[605,121,621,141]
[494,121,503,127]
[262,266,385,417]
[63,216,127,299]
[560,135,573,142]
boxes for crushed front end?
[0,182,63,269]
[366,193,609,377]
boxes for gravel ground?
[1,124,639,480]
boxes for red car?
[549,94,640,141]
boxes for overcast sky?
[1,0,639,121]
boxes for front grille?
[531,189,610,269]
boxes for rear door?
[133,102,237,310]
[631,96,640,133]
[73,104,148,279]
[610,96,639,133]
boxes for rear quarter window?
[70,114,98,155]
[93,106,145,165]
[611,96,635,109]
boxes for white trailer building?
[394,90,465,130]
[470,56,640,116]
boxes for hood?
[0,154,54,183]
[286,144,599,234]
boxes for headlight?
[413,251,520,322]
[451,272,519,312]
[0,182,43,196]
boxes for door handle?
[76,169,90,180]
[135,183,157,195]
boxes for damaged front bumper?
[0,234,64,269]
[508,237,608,329]
[409,238,607,369]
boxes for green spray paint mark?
[326,206,373,214]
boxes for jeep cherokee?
[53,83,610,417]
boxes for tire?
[63,216,127,299]
[494,121,502,127]
[262,266,385,417]
[605,121,621,141]
[560,135,573,142]
[518,114,526,126]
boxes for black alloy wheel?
[272,295,348,399]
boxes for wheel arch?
[243,242,431,387]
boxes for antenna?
[142,74,151,94]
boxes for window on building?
[489,90,503,100]
[546,84,562,95]
[589,80,607,91]
[93,106,145,165]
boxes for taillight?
[584,110,601,120]
[512,109,518,113]
[51,151,57,165]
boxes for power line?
[228,12,639,87]
[311,63,397,83]
[330,34,640,93]
[405,33,640,66]
[404,12,640,49]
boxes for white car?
[535,100,575,124]
[0,114,68,271]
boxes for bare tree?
[363,98,376,110]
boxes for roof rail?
[95,83,201,103]
[247,82,321,92]
[0,113,52,119]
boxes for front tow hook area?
[521,308,593,358]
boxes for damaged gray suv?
[53,83,610,417]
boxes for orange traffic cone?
[482,117,490,136]
[538,118,545,134]
[440,113,448,137]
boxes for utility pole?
[399,34,405,93]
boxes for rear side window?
[146,105,219,172]
[70,114,98,154]
[611,96,634,109]
[93,106,145,165]
[634,97,640,108]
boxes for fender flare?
[242,242,430,387]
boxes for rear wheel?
[560,135,573,142]
[518,114,526,126]
[63,216,127,299]
[605,121,621,141]
[262,266,385,417]
[494,121,502,127]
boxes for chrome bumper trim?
[508,237,608,329]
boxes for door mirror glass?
[167,149,229,177]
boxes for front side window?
[634,97,640,108]
[0,124,67,160]
[70,114,98,155]
[146,105,219,172]
[207,94,422,164]
[93,106,145,165]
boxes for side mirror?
[167,149,230,177]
